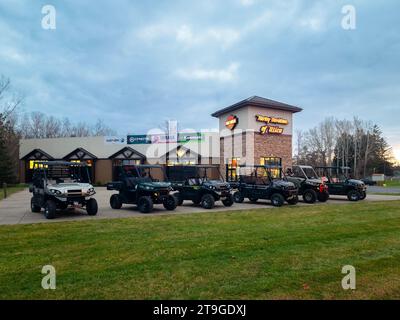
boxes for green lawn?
[0,185,27,201]
[384,180,400,187]
[371,193,400,196]
[1,201,400,300]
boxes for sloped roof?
[211,96,302,118]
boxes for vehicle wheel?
[222,194,234,207]
[249,196,258,203]
[233,191,244,203]
[347,190,360,201]
[138,196,154,213]
[270,193,285,207]
[44,200,57,219]
[110,194,123,209]
[30,197,41,213]
[303,189,317,204]
[86,198,98,216]
[359,191,367,200]
[287,195,299,205]
[163,195,178,211]
[201,194,215,209]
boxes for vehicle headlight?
[87,188,95,195]
[49,189,62,195]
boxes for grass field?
[1,201,400,300]
[0,185,27,201]
[384,180,400,187]
[371,193,400,196]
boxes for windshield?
[239,167,272,185]
[136,167,166,182]
[197,167,222,183]
[303,167,319,180]
[45,165,90,184]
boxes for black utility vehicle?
[361,178,377,186]
[107,165,178,213]
[232,165,299,207]
[315,166,367,201]
[167,165,234,209]
[286,165,329,203]
[29,161,98,219]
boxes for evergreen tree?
[0,116,16,184]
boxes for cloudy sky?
[1,0,399,154]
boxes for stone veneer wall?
[219,131,293,179]
[254,133,292,170]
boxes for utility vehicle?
[29,161,98,219]
[167,165,234,209]
[232,165,299,207]
[107,165,178,213]
[315,166,367,201]
[286,165,329,203]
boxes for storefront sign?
[127,135,151,144]
[260,125,284,135]
[225,115,239,130]
[256,114,288,135]
[255,115,288,125]
[127,133,204,145]
[104,136,126,144]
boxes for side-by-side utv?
[315,166,367,201]
[167,165,234,209]
[232,165,299,207]
[29,161,98,219]
[107,165,178,213]
[286,165,329,203]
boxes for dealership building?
[19,96,302,183]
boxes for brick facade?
[220,131,293,179]
[254,133,292,170]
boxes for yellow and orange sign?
[256,114,288,135]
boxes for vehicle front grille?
[67,190,82,197]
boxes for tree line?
[0,76,115,184]
[295,117,396,178]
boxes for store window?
[167,160,196,166]
[29,160,47,169]
[260,157,282,179]
[113,159,141,167]
[227,158,240,181]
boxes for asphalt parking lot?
[0,187,399,225]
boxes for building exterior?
[19,96,302,183]
[212,96,302,180]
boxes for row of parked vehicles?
[29,161,367,219]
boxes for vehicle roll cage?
[32,161,91,184]
[291,165,320,180]
[169,165,225,182]
[315,166,351,181]
[237,165,285,184]
[118,164,168,181]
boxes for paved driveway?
[0,187,399,226]
[368,186,400,194]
